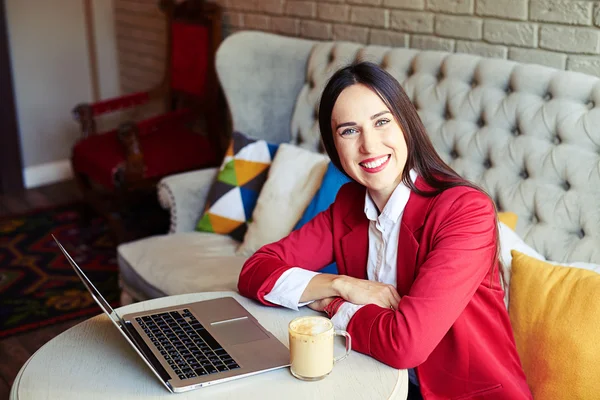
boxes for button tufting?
[505,85,512,94]
[328,52,335,63]
[578,229,585,238]
[483,159,492,169]
[519,169,529,179]
[450,150,459,159]
[552,135,562,145]
[562,181,571,191]
[511,127,520,136]
[309,79,315,89]
[477,117,485,127]
[314,108,319,120]
[437,71,444,81]
[530,214,539,224]
[586,100,595,109]
[543,92,552,101]
[445,108,452,120]
[470,78,477,88]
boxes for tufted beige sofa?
[117,30,600,302]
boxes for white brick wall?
[115,0,600,95]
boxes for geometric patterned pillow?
[195,131,279,241]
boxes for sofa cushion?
[236,143,329,257]
[509,250,600,399]
[195,131,279,241]
[118,232,246,296]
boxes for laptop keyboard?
[135,309,240,380]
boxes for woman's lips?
[359,155,390,173]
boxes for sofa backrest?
[216,31,600,265]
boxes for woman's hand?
[333,275,401,310]
[307,297,336,312]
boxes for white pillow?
[236,143,329,257]
[498,222,545,307]
[498,222,600,307]
[547,260,600,274]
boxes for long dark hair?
[318,62,502,286]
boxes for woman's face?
[331,84,408,206]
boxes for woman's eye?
[341,127,358,136]
[375,119,390,127]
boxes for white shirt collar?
[364,169,418,222]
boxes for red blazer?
[238,178,532,400]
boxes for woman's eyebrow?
[335,121,356,130]
[371,110,390,119]
[335,111,390,130]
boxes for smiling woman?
[238,62,533,400]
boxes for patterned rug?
[0,203,120,339]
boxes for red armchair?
[71,0,225,242]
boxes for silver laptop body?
[53,235,290,393]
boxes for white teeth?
[362,156,389,169]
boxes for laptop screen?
[51,235,123,327]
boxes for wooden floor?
[0,180,87,399]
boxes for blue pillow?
[295,162,351,274]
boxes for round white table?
[11,291,408,399]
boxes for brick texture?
[390,11,434,34]
[369,29,408,46]
[476,0,528,21]
[318,4,350,23]
[567,55,600,76]
[411,34,455,51]
[114,0,600,92]
[540,26,600,54]
[427,0,474,15]
[483,20,537,47]
[456,40,508,58]
[509,47,567,69]
[530,0,592,26]
[435,16,483,40]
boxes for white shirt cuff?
[263,268,320,311]
[331,302,364,331]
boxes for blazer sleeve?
[237,203,336,305]
[346,189,498,369]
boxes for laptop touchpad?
[210,318,269,346]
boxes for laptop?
[52,235,290,393]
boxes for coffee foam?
[289,316,332,335]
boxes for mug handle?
[333,330,352,363]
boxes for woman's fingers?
[337,276,402,310]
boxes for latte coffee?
[288,316,351,381]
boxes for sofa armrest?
[157,167,219,233]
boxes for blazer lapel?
[396,223,419,295]
[340,218,369,279]
[396,176,436,295]
[339,187,369,279]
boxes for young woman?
[237,62,531,400]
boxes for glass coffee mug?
[288,316,351,381]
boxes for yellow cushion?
[498,211,518,231]
[509,250,600,399]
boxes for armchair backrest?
[162,0,222,107]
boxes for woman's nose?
[359,129,378,153]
